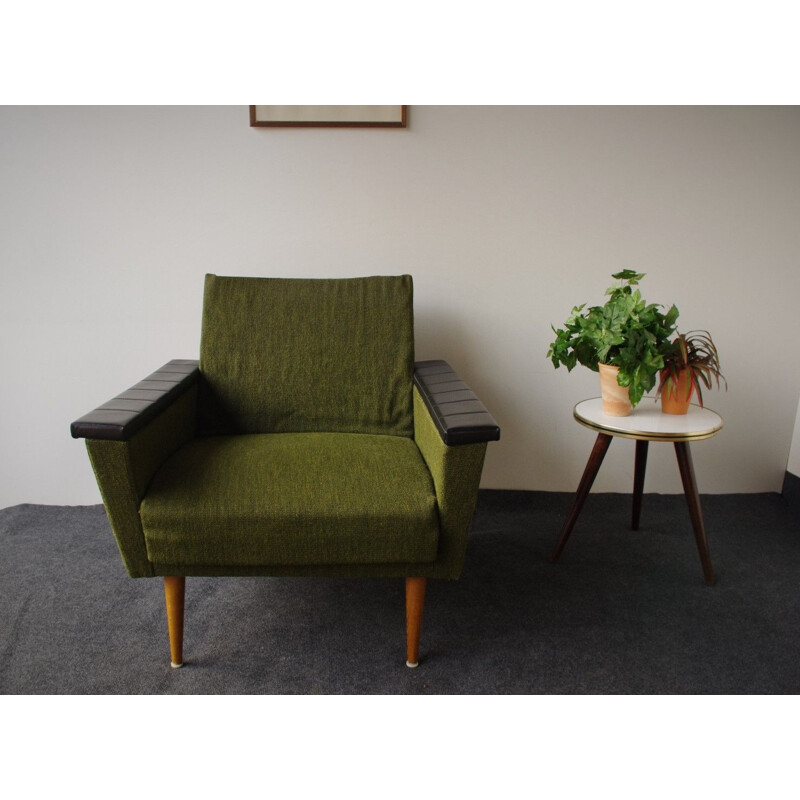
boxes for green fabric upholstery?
[412,386,488,578]
[85,385,198,578]
[139,432,439,568]
[145,390,486,580]
[198,274,414,437]
[84,358,488,582]
[77,276,495,587]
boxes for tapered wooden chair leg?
[164,576,186,668]
[405,577,427,668]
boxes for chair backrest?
[198,274,415,436]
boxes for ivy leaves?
[547,273,679,408]
[610,269,644,285]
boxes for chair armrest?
[72,360,199,578]
[71,359,200,440]
[413,361,499,580]
[413,360,500,445]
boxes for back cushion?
[198,274,414,436]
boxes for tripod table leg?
[551,433,613,563]
[674,441,715,586]
[632,439,649,531]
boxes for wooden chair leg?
[405,577,427,668]
[164,576,186,668]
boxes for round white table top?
[574,398,724,442]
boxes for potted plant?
[655,330,726,414]
[547,270,679,416]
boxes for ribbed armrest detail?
[413,360,500,446]
[70,360,199,441]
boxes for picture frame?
[249,105,407,128]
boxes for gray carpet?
[2,489,799,694]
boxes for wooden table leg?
[674,441,715,586]
[551,433,613,563]
[632,440,649,530]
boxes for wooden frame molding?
[250,105,407,128]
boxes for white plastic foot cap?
[170,661,184,669]
[406,660,419,668]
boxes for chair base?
[164,574,429,668]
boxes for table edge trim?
[573,401,724,442]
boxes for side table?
[551,398,724,585]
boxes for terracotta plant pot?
[598,363,632,416]
[660,368,693,415]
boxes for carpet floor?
[2,489,799,694]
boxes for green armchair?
[71,275,499,668]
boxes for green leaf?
[663,304,680,328]
[628,381,645,407]
[611,269,645,284]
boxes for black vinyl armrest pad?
[414,360,500,446]
[70,359,199,441]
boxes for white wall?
[788,398,800,478]
[2,105,799,506]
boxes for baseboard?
[782,471,800,512]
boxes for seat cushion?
[139,433,439,568]
[198,274,415,436]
